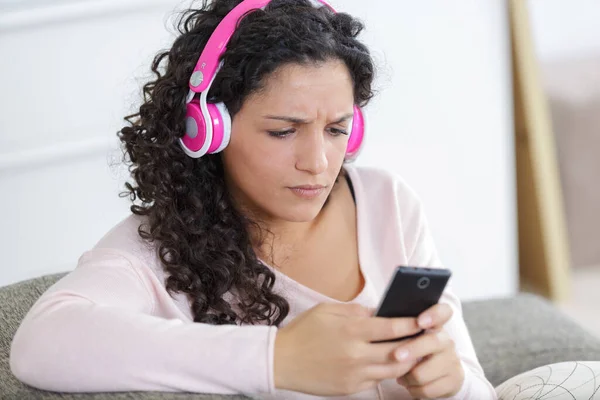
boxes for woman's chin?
[279,205,325,223]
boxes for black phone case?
[373,266,451,343]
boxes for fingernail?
[395,350,410,361]
[419,315,432,328]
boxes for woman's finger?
[364,359,419,382]
[402,348,457,387]
[417,303,453,330]
[392,330,453,363]
[402,374,457,399]
[360,316,422,343]
[350,341,418,364]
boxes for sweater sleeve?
[9,248,277,395]
[404,197,497,400]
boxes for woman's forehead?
[248,60,354,108]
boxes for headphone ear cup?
[208,102,232,154]
[181,99,209,155]
[346,105,365,160]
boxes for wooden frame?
[509,0,571,301]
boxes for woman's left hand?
[395,303,465,398]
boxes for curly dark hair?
[118,0,375,327]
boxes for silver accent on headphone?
[186,89,195,104]
[190,71,204,87]
[185,117,198,139]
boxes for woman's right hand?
[273,302,423,396]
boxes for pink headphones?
[180,0,366,160]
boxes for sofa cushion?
[463,294,600,387]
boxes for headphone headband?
[186,0,335,103]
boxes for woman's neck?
[249,206,326,268]
[226,170,348,268]
[252,180,348,269]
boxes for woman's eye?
[267,129,295,138]
[267,127,348,138]
[329,128,349,136]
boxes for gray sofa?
[3,273,600,399]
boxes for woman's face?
[221,59,354,224]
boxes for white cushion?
[496,361,600,399]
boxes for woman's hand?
[396,303,465,398]
[274,302,423,396]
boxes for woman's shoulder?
[344,164,423,208]
[88,213,158,268]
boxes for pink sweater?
[10,165,497,399]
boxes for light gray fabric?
[3,273,600,399]
[463,294,600,387]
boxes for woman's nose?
[294,128,328,175]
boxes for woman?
[10,0,497,398]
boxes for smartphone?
[372,266,452,343]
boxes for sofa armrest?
[1,273,251,400]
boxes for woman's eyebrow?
[262,113,354,124]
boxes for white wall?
[0,0,518,300]
[0,0,175,286]
[343,0,517,300]
[528,0,600,62]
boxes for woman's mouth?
[288,185,327,199]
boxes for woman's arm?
[10,249,277,395]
